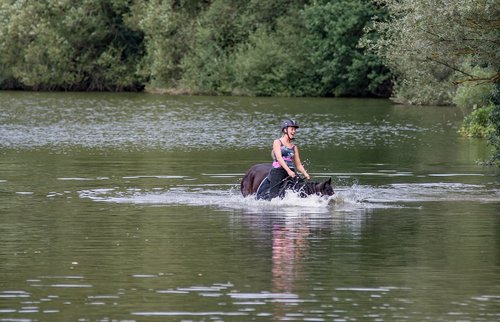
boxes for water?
[0,91,498,321]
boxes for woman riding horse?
[268,119,310,199]
[241,119,333,200]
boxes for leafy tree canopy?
[0,0,391,96]
[363,0,499,105]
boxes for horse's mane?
[300,181,320,195]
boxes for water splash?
[78,181,498,214]
[79,187,337,213]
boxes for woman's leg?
[269,167,288,199]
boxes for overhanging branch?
[452,73,499,85]
[425,56,499,85]
[424,56,475,78]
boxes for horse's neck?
[282,179,320,195]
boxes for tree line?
[0,0,390,96]
[0,0,498,163]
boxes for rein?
[269,176,291,191]
[296,181,319,196]
[302,181,318,195]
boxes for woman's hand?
[288,170,296,178]
[303,172,310,180]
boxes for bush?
[232,29,295,96]
[458,104,495,138]
[453,64,496,109]
[301,0,391,97]
[487,85,500,166]
[455,65,499,166]
[179,0,391,97]
[231,14,316,96]
[0,0,145,91]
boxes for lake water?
[0,91,498,321]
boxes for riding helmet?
[281,119,299,132]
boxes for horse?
[240,163,334,200]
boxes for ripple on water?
[0,291,31,298]
[0,98,437,151]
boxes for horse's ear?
[327,178,331,185]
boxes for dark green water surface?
[0,92,498,321]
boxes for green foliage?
[0,0,144,91]
[179,0,315,96]
[232,29,293,96]
[365,0,499,105]
[0,0,391,96]
[454,63,498,165]
[453,64,496,109]
[458,82,500,166]
[486,84,500,166]
[178,0,391,97]
[231,13,315,96]
[301,0,391,97]
[365,0,500,165]
[130,0,204,89]
[458,104,495,138]
[178,0,248,94]
[387,59,456,106]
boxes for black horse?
[241,163,334,200]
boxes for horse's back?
[241,163,272,197]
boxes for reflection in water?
[271,219,310,320]
[272,220,310,294]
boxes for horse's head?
[317,178,334,196]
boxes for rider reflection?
[271,219,310,317]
